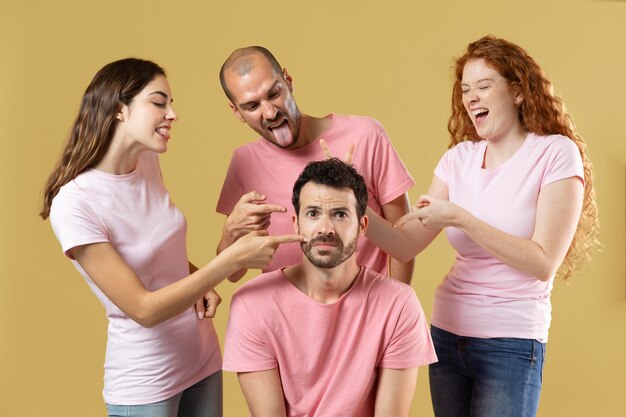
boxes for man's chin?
[305,253,342,269]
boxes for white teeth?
[156,127,170,138]
[472,109,488,116]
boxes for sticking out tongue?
[270,122,293,147]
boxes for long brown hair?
[447,35,599,280]
[40,58,165,219]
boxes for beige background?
[2,0,624,415]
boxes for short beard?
[300,234,358,269]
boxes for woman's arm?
[414,177,583,281]
[72,231,304,327]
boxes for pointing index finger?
[271,234,307,244]
[252,203,288,214]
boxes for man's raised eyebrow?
[238,80,280,108]
[149,91,173,102]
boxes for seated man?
[223,159,437,417]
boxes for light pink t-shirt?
[216,114,414,275]
[49,151,221,405]
[223,267,437,417]
[432,133,584,342]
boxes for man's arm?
[238,369,287,417]
[374,367,418,417]
[380,193,415,284]
[217,191,287,282]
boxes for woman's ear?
[116,104,129,122]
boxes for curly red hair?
[448,35,599,280]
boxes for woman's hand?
[195,289,222,319]
[228,230,306,270]
[401,195,466,229]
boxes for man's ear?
[359,215,369,236]
[292,214,299,234]
[283,68,294,92]
[228,101,246,123]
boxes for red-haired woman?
[367,36,599,417]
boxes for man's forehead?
[225,58,280,102]
[300,183,356,207]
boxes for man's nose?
[262,100,278,121]
[317,216,335,235]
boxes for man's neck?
[294,113,333,149]
[283,258,361,304]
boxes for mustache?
[263,111,287,129]
[304,235,343,248]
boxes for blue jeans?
[106,371,222,417]
[429,326,545,417]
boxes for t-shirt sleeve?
[541,137,585,188]
[370,124,415,205]
[433,147,453,186]
[215,150,245,216]
[379,290,437,369]
[49,189,109,260]
[223,293,278,372]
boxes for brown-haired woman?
[41,58,303,417]
[366,35,599,417]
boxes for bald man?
[216,46,415,283]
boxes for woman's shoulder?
[527,133,580,158]
[442,139,483,163]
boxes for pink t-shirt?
[49,151,221,405]
[216,114,414,275]
[223,267,437,417]
[432,133,584,342]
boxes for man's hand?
[224,191,288,243]
[320,139,355,164]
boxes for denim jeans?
[106,371,223,417]
[429,326,545,417]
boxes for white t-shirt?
[432,133,584,342]
[50,151,221,405]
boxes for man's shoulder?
[231,138,270,156]
[359,267,414,297]
[233,269,285,300]
[333,113,384,131]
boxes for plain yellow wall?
[2,0,624,415]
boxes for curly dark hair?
[292,158,368,218]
